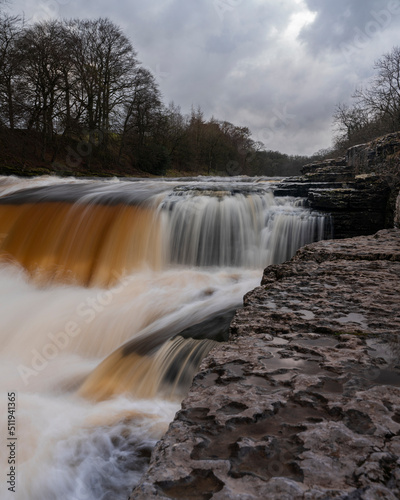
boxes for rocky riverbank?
[131,229,400,500]
[275,132,400,238]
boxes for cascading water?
[0,175,327,500]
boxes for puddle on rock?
[295,337,338,348]
[271,371,295,382]
[367,338,397,363]
[335,313,368,329]
[241,375,271,387]
[375,369,400,386]
[298,310,315,320]
[200,372,220,387]
[261,356,306,371]
[224,363,245,377]
[264,336,290,346]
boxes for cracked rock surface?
[131,229,400,500]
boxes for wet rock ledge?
[131,229,400,500]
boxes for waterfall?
[0,179,325,283]
[0,175,327,500]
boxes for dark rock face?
[346,132,400,173]
[275,132,400,238]
[131,230,400,500]
[276,171,390,239]
[396,193,400,228]
[307,174,390,239]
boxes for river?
[0,175,326,500]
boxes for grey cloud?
[8,0,400,156]
[300,0,400,54]
[214,60,344,154]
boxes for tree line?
[0,13,307,177]
[332,45,400,154]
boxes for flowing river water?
[0,175,327,500]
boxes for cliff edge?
[131,229,400,500]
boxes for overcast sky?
[7,0,400,155]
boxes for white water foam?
[0,176,327,499]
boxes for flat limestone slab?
[131,230,400,500]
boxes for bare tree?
[0,12,269,176]
[119,67,162,163]
[0,13,23,129]
[333,103,371,141]
[16,20,67,158]
[158,101,186,157]
[354,46,400,132]
[66,18,138,135]
[0,0,11,11]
